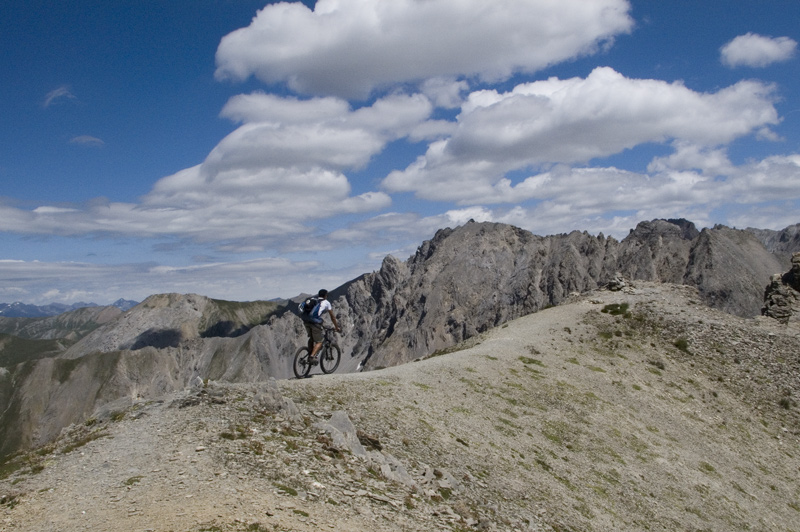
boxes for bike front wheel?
[293,346,312,379]
[320,343,341,374]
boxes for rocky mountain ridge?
[332,219,790,370]
[1,282,798,531]
[0,219,798,463]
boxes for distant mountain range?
[0,298,138,318]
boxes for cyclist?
[303,289,341,365]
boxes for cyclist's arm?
[326,308,340,332]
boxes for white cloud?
[721,33,798,68]
[647,142,735,176]
[383,68,780,204]
[210,92,432,172]
[403,154,800,240]
[0,256,337,304]
[0,93,442,244]
[43,86,77,108]
[4,151,798,304]
[420,78,469,109]
[69,135,105,147]
[215,0,633,98]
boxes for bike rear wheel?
[320,343,341,374]
[293,346,312,379]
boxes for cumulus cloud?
[383,68,780,204]
[215,0,633,98]
[420,78,469,109]
[647,142,735,176]
[0,92,440,245]
[211,92,433,171]
[721,33,797,68]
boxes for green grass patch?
[602,303,630,316]
[673,337,690,352]
[275,483,298,496]
[124,475,143,486]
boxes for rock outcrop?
[763,251,800,325]
[331,219,788,369]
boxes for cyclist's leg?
[308,323,324,359]
[310,341,322,359]
[304,322,315,351]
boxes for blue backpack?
[299,297,321,322]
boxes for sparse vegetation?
[124,475,143,486]
[0,493,19,509]
[60,429,109,454]
[673,337,690,352]
[275,483,298,496]
[699,461,716,474]
[602,303,630,317]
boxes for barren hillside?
[2,282,798,532]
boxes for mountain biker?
[304,289,340,365]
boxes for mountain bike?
[293,326,341,379]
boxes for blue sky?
[2,0,799,305]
